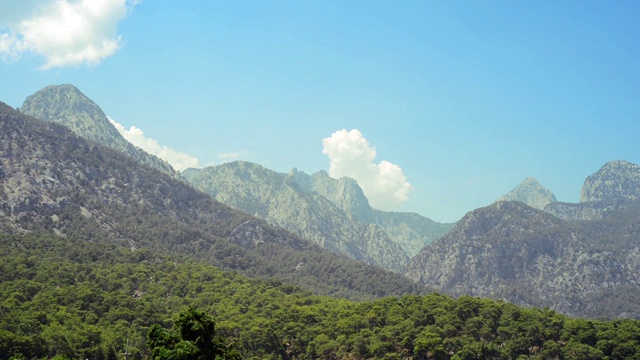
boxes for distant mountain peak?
[21,84,122,144]
[497,176,556,210]
[580,160,640,203]
[20,84,178,178]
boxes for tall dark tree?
[147,307,240,360]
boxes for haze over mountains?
[3,84,640,320]
[184,162,453,272]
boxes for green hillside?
[2,233,640,360]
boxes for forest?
[1,232,639,359]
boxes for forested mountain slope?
[406,200,640,319]
[2,232,639,359]
[0,101,424,300]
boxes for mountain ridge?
[405,199,640,318]
[20,84,179,179]
[0,100,425,300]
[185,161,454,269]
[185,161,410,272]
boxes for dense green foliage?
[147,306,239,359]
[1,233,640,359]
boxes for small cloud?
[322,129,413,210]
[108,116,200,172]
[0,0,138,69]
[218,152,241,162]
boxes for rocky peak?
[580,160,640,203]
[308,171,372,221]
[497,176,556,210]
[287,167,312,192]
[20,84,178,178]
[21,84,122,144]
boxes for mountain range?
[183,162,453,272]
[408,161,640,318]
[3,83,640,320]
[0,98,425,301]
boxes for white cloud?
[108,117,200,172]
[0,0,137,69]
[322,129,413,210]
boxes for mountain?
[19,84,178,178]
[0,100,425,300]
[184,162,454,269]
[497,176,556,210]
[405,200,640,318]
[180,167,202,182]
[581,160,640,203]
[544,160,640,221]
[184,162,409,272]
[293,169,455,256]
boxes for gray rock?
[580,160,640,203]
[21,84,178,179]
[497,176,556,210]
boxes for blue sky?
[1,1,640,222]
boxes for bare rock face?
[301,169,455,256]
[497,176,556,210]
[186,161,454,272]
[185,161,410,273]
[580,160,640,203]
[20,84,178,179]
[405,200,640,319]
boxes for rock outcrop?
[580,160,640,203]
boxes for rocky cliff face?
[185,161,409,272]
[405,200,640,318]
[580,160,640,203]
[297,169,455,256]
[20,84,178,178]
[497,176,556,210]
